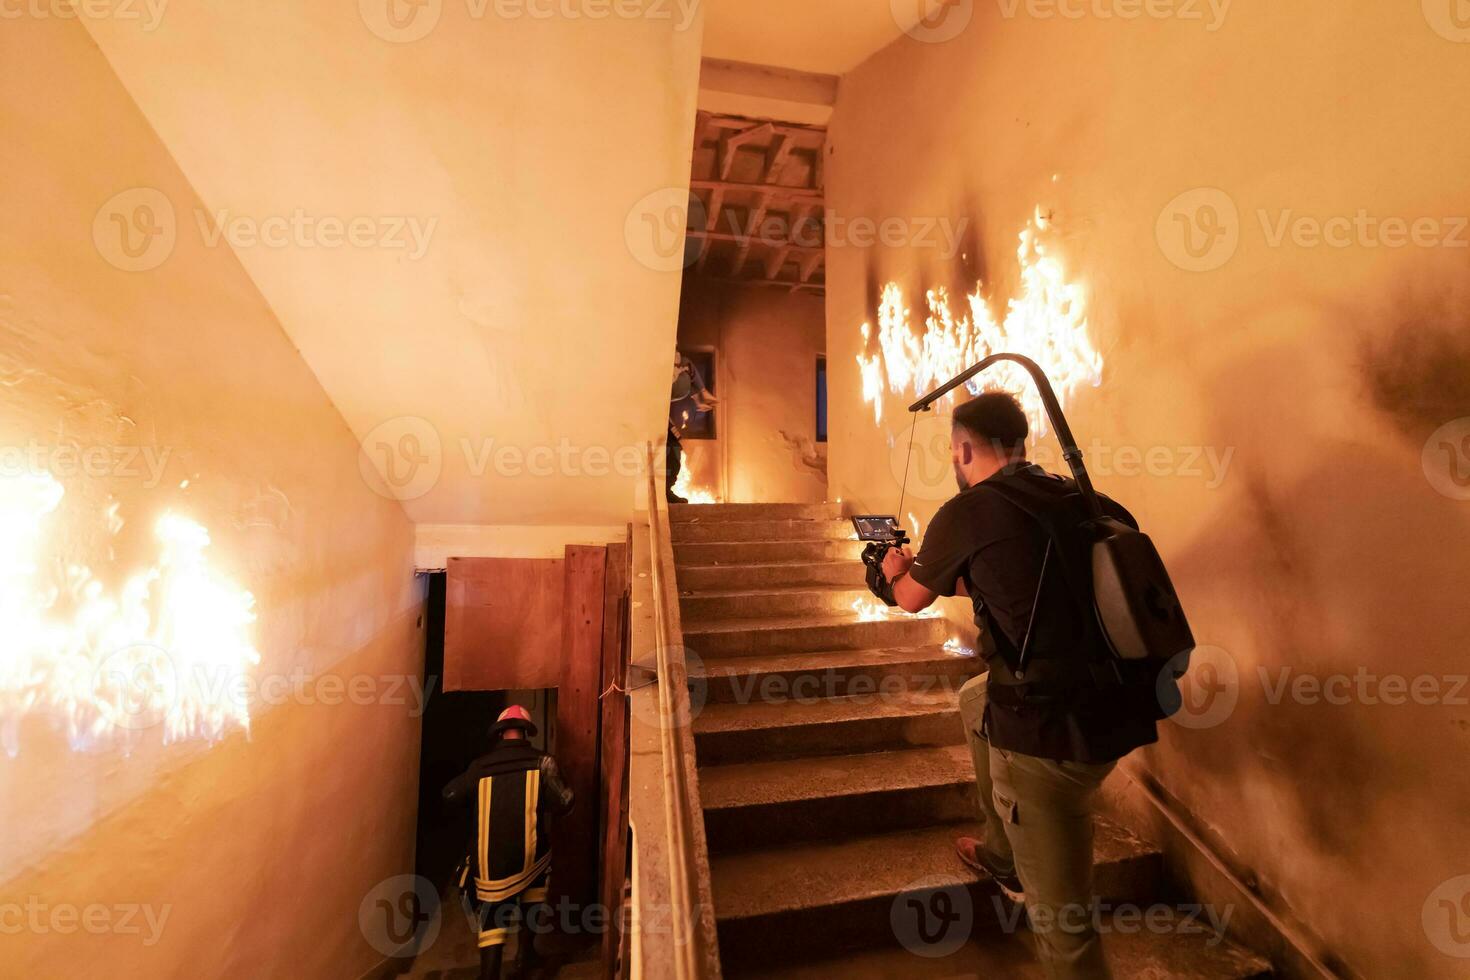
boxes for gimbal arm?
[908,353,1104,520]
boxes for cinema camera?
[852,515,909,608]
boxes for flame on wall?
[0,473,259,755]
[856,208,1102,434]
[672,449,720,505]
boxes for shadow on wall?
[1145,300,1470,974]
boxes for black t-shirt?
[910,464,1159,763]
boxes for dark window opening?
[816,356,828,443]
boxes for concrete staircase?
[670,502,1274,979]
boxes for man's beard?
[954,464,970,492]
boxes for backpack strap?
[973,473,1125,690]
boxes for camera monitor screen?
[851,515,902,542]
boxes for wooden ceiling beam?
[689,179,823,202]
[710,276,824,295]
[686,229,822,253]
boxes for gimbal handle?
[908,353,1104,520]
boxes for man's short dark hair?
[953,391,1029,454]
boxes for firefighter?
[443,705,575,979]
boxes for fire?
[0,473,259,755]
[856,208,1102,436]
[850,596,940,621]
[671,448,719,505]
[943,637,976,657]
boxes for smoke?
[1358,279,1470,442]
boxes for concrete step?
[693,688,966,766]
[671,518,854,544]
[680,585,875,623]
[677,560,867,592]
[711,820,1165,970]
[700,745,980,853]
[674,538,865,566]
[670,502,844,523]
[732,924,1275,979]
[694,645,980,705]
[684,614,950,659]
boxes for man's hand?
[882,544,915,583]
[883,545,939,614]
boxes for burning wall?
[0,18,422,979]
[827,6,1470,977]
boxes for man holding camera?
[881,392,1162,980]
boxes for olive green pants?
[958,673,1116,980]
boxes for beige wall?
[0,19,423,979]
[80,1,705,545]
[827,6,1470,977]
[678,279,828,504]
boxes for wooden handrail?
[624,445,722,979]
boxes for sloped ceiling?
[81,3,705,530]
[702,0,918,75]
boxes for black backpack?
[977,469,1194,718]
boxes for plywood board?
[444,557,564,692]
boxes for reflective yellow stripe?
[476,775,493,887]
[478,926,514,948]
[523,886,549,903]
[475,852,552,902]
[524,768,541,872]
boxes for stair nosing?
[693,688,961,735]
